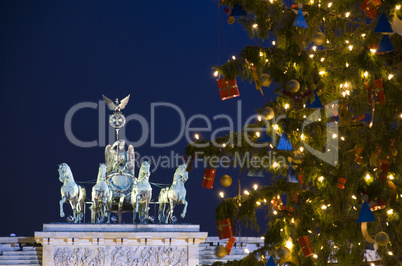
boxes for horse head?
[176,164,188,183]
[97,163,107,182]
[58,163,72,183]
[138,161,150,181]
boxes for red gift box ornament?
[225,237,236,255]
[360,0,381,19]
[377,159,390,184]
[217,79,240,101]
[202,168,216,189]
[298,236,314,257]
[338,178,347,189]
[216,218,233,239]
[366,79,385,105]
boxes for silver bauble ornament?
[215,245,227,258]
[312,32,326,45]
[277,247,290,259]
[262,106,275,120]
[286,79,300,93]
[260,74,272,87]
[375,231,390,246]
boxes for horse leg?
[60,197,66,217]
[131,196,137,224]
[158,202,164,224]
[181,199,188,218]
[167,200,174,224]
[90,202,96,223]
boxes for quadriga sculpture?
[90,163,112,223]
[158,164,189,224]
[58,163,86,223]
[131,161,152,223]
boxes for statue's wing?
[104,144,113,174]
[127,145,135,176]
[118,94,130,110]
[102,94,117,110]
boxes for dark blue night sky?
[0,1,275,237]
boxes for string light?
[388,74,394,80]
[286,239,293,249]
[370,48,377,53]
[345,12,350,18]
[259,51,263,57]
[258,116,262,121]
[313,254,318,259]
[300,147,304,152]
[284,103,289,110]
[222,143,226,147]
[253,184,258,190]
[309,54,314,58]
[320,57,325,62]
[340,136,345,141]
[213,71,219,77]
[272,41,276,46]
[256,201,261,206]
[328,2,332,8]
[273,124,279,130]
[232,55,236,60]
[219,192,224,198]
[312,46,317,51]
[256,132,261,137]
[301,134,305,140]
[244,248,250,254]
[244,190,250,195]
[346,63,349,67]
[388,251,393,256]
[321,205,327,210]
[332,133,337,139]
[363,71,368,78]
[273,210,278,215]
[387,209,394,215]
[318,176,324,182]
[348,45,353,51]
[361,33,366,38]
[194,134,199,140]
[252,24,258,29]
[272,161,279,168]
[319,70,325,75]
[352,195,357,199]
[396,5,401,10]
[389,174,395,180]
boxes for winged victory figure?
[102,94,130,112]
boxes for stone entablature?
[35,224,207,266]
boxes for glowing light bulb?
[332,133,337,139]
[345,12,350,18]
[253,184,258,190]
[365,174,371,181]
[318,176,324,182]
[256,132,260,137]
[361,33,366,38]
[341,136,345,141]
[370,48,377,53]
[272,41,276,46]
[321,205,327,210]
[222,143,226,147]
[319,70,325,75]
[346,63,349,67]
[389,174,394,180]
[284,103,289,110]
[388,74,394,80]
[219,192,224,198]
[300,134,305,140]
[387,209,393,215]
[273,124,278,130]
[252,24,258,29]
[388,251,393,256]
[213,71,219,77]
[244,190,249,195]
[299,147,304,152]
[348,45,353,51]
[273,210,277,215]
[286,240,293,249]
[320,57,325,62]
[309,54,314,58]
[396,5,401,10]
[352,195,357,199]
[312,46,317,51]
[256,201,261,206]
[272,161,278,168]
[363,71,368,78]
[194,134,199,140]
[244,248,250,254]
[313,254,318,259]
[328,2,332,8]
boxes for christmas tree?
[186,0,402,265]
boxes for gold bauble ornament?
[312,32,326,45]
[215,245,227,258]
[220,175,232,187]
[285,79,300,93]
[375,231,390,246]
[262,106,275,120]
[260,74,272,87]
